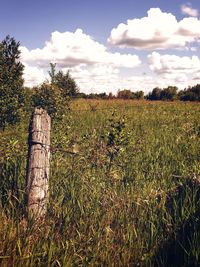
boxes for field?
[0,99,200,266]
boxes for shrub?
[31,83,70,120]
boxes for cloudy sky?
[1,0,200,94]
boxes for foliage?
[79,92,109,99]
[55,70,79,97]
[147,86,178,101]
[160,86,178,101]
[31,83,69,120]
[117,89,144,99]
[48,62,57,85]
[117,89,133,99]
[62,84,200,102]
[179,84,200,101]
[0,35,25,129]
[148,87,162,100]
[97,112,130,175]
[133,90,144,99]
[48,63,79,98]
[77,90,144,100]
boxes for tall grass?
[0,100,199,266]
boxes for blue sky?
[1,0,200,93]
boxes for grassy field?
[0,99,200,266]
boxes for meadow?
[0,99,200,266]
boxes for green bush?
[31,83,70,120]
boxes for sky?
[1,0,200,94]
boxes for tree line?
[77,85,200,101]
[146,86,200,101]
[0,36,200,129]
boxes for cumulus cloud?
[147,52,200,89]
[69,65,154,94]
[21,29,142,89]
[20,29,140,68]
[108,8,200,50]
[181,3,199,17]
[23,63,46,87]
[20,27,200,93]
[69,65,120,93]
[148,52,200,74]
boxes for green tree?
[48,63,57,85]
[117,89,133,99]
[179,84,200,101]
[132,91,144,100]
[0,35,24,129]
[160,86,178,101]
[147,87,162,100]
[48,63,79,97]
[31,83,69,120]
[55,70,79,97]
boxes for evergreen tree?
[0,35,24,129]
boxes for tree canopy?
[147,86,178,101]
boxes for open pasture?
[0,100,200,266]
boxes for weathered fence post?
[26,108,51,219]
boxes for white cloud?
[64,65,122,94]
[21,29,141,89]
[108,8,200,50]
[20,29,140,68]
[181,3,199,17]
[23,63,46,87]
[148,52,200,74]
[21,26,200,93]
[147,52,200,89]
[72,65,119,87]
[70,65,155,94]
[192,72,200,80]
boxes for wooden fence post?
[26,108,51,219]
